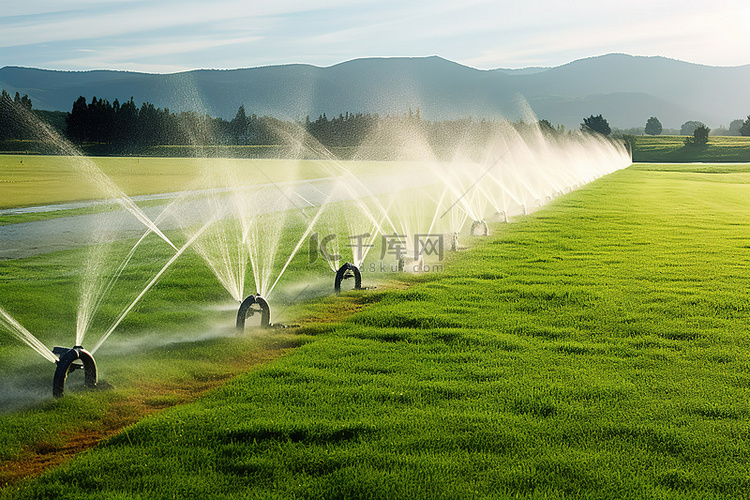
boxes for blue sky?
[2,0,749,72]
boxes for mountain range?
[1,54,748,130]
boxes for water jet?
[398,255,424,272]
[52,346,97,398]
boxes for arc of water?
[438,138,518,220]
[426,187,451,236]
[348,210,388,269]
[0,307,58,363]
[76,182,211,346]
[273,126,400,237]
[14,110,178,252]
[91,219,213,354]
[266,183,343,298]
[81,164,178,252]
[484,166,524,212]
[187,190,248,302]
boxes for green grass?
[0,155,396,209]
[4,162,750,498]
[631,135,750,163]
[0,199,176,226]
[0,141,360,160]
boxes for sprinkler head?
[450,232,459,252]
[52,346,97,398]
[470,220,489,236]
[335,263,362,294]
[236,294,271,331]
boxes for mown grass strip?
[631,135,750,163]
[6,164,750,498]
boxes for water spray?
[334,263,362,294]
[52,346,97,398]
[398,255,424,272]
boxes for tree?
[680,120,705,136]
[693,125,710,145]
[537,119,555,134]
[728,119,744,136]
[66,96,90,143]
[581,114,611,136]
[740,116,750,137]
[644,117,662,136]
[115,98,139,144]
[685,125,710,146]
[230,105,248,143]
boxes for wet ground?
[0,174,421,260]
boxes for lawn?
[3,163,750,498]
[631,135,750,163]
[0,155,402,210]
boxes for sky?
[1,0,749,73]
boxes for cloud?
[2,0,748,71]
[0,0,359,49]
[461,3,750,68]
[54,35,264,73]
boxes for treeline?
[63,97,418,150]
[3,92,577,157]
[65,98,290,147]
[0,89,33,140]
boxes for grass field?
[0,155,404,210]
[5,134,750,167]
[631,135,750,163]
[3,162,750,498]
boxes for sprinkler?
[450,232,459,252]
[470,220,489,236]
[52,346,97,398]
[236,294,271,331]
[334,263,362,294]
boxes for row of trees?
[0,89,34,140]
[642,116,750,136]
[65,97,293,146]
[3,93,575,156]
[580,113,750,141]
[62,97,576,152]
[6,91,750,151]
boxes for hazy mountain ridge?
[1,54,748,129]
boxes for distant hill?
[1,54,748,129]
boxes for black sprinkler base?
[334,263,362,294]
[52,346,97,398]
[237,294,271,331]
